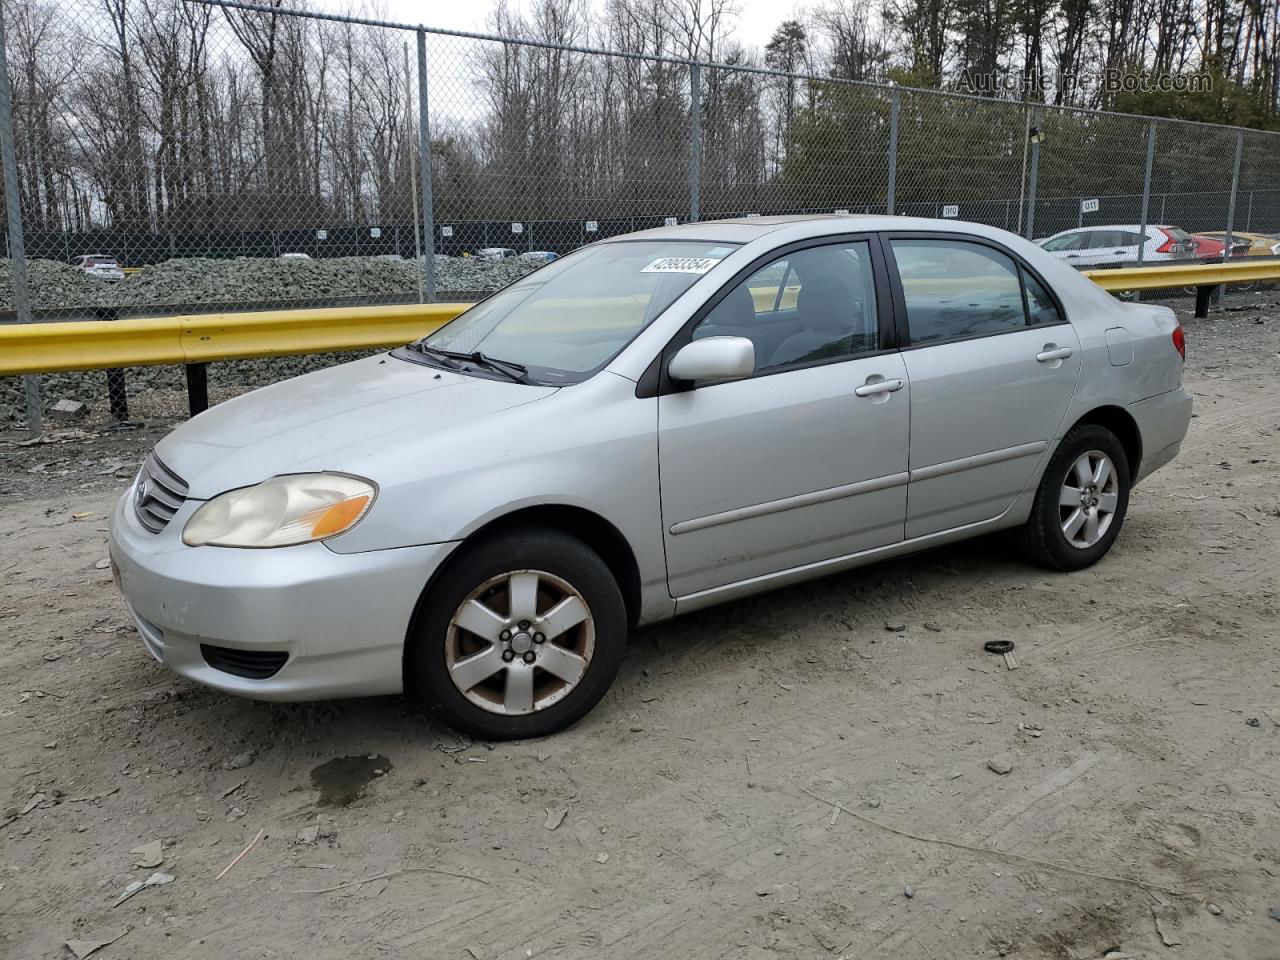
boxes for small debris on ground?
[112,871,174,908]
[1151,902,1183,946]
[595,853,609,864]
[904,884,914,899]
[1206,902,1222,915]
[130,839,163,868]
[923,621,943,632]
[884,621,906,632]
[64,926,128,959]
[50,399,88,421]
[224,750,255,770]
[987,757,1014,776]
[543,808,567,831]
[295,824,320,845]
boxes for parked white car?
[1038,225,1196,268]
[110,215,1192,740]
[475,247,517,261]
[72,254,125,282]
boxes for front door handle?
[1036,346,1073,363]
[854,377,904,398]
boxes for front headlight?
[182,473,376,548]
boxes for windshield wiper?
[404,341,465,369]
[465,351,530,384]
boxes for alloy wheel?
[1059,450,1120,549]
[445,569,595,715]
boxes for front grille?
[201,644,289,680]
[133,453,189,534]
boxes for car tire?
[407,527,626,740]
[1017,423,1131,572]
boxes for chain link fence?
[2,0,1279,434]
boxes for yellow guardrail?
[3,259,1280,379]
[0,302,469,376]
[1081,258,1280,291]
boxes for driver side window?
[691,242,878,375]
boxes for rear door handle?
[854,378,904,397]
[1036,347,1073,363]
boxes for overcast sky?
[343,0,799,53]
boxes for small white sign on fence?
[585,220,598,232]
[369,227,381,238]
[511,222,524,234]
[1081,198,1100,214]
[316,229,328,240]
[746,212,761,218]
[440,225,453,237]
[941,205,959,219]
[834,208,850,215]
[664,217,678,227]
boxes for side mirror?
[668,337,755,383]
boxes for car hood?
[155,354,557,499]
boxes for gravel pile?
[0,259,113,312]
[0,254,540,314]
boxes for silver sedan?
[109,215,1192,739]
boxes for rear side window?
[891,239,1062,345]
[1021,269,1063,326]
[1042,233,1083,252]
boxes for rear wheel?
[1018,424,1130,571]
[408,527,626,740]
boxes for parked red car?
[1191,234,1250,260]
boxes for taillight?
[1154,228,1178,254]
[1171,324,1185,360]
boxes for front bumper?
[109,489,457,701]
[1129,385,1193,484]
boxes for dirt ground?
[2,296,1280,960]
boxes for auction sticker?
[641,256,721,275]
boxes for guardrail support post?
[1194,285,1214,319]
[185,363,209,416]
[0,14,41,437]
[106,368,130,422]
[886,90,899,215]
[688,63,701,223]
[416,30,436,301]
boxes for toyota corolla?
[109,216,1192,739]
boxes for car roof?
[605,213,1015,244]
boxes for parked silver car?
[72,254,125,281]
[109,216,1192,739]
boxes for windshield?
[413,239,739,384]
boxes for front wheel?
[408,527,626,740]
[1017,424,1131,571]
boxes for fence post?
[0,12,41,437]
[1137,120,1157,266]
[1223,130,1243,261]
[1245,190,1253,231]
[1024,109,1040,240]
[415,30,436,301]
[688,63,701,223]
[886,89,899,215]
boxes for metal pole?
[688,63,701,223]
[1245,190,1253,231]
[886,90,899,215]
[415,30,436,301]
[1137,121,1156,266]
[1024,111,1040,240]
[1016,104,1031,234]
[404,40,423,303]
[1223,130,1243,261]
[0,12,40,437]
